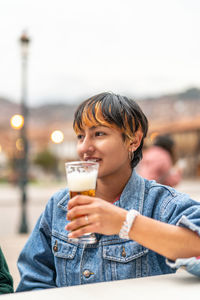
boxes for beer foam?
[67,170,97,191]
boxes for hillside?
[138,87,200,122]
[1,87,200,128]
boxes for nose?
[78,135,95,156]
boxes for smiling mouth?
[84,157,101,163]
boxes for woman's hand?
[65,195,127,238]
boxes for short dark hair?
[154,134,175,161]
[73,92,148,168]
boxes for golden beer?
[65,161,99,244]
[70,189,95,198]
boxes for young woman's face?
[76,125,132,180]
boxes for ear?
[129,128,143,152]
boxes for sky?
[0,0,200,106]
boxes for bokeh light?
[16,138,24,151]
[10,114,24,130]
[50,130,64,144]
[150,132,159,142]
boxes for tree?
[34,149,58,173]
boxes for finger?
[67,195,93,210]
[67,203,96,220]
[67,224,96,239]
[66,214,92,232]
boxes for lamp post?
[18,32,30,233]
[50,130,64,180]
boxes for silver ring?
[85,215,89,224]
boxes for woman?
[17,92,200,292]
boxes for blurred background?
[1,0,200,289]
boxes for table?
[1,271,200,300]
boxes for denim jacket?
[16,171,200,291]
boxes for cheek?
[76,143,82,156]
[104,140,128,158]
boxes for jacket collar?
[57,191,70,211]
[114,170,145,214]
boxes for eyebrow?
[78,125,108,133]
[89,125,109,130]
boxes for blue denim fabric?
[167,257,200,277]
[16,171,200,291]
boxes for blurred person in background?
[0,247,13,294]
[137,134,182,187]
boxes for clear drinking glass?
[65,161,99,244]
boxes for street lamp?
[18,31,30,233]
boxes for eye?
[77,134,84,140]
[95,131,105,137]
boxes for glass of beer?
[65,161,99,244]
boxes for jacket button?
[53,241,58,252]
[122,247,126,257]
[83,270,92,278]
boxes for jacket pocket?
[103,241,148,262]
[52,237,77,259]
[102,241,149,280]
[52,236,78,286]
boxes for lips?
[84,157,101,163]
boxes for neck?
[96,168,132,203]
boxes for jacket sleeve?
[16,198,56,292]
[161,192,200,277]
[166,256,200,277]
[0,247,14,294]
